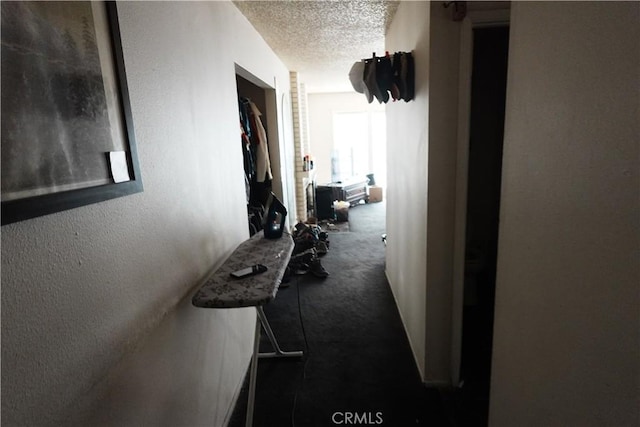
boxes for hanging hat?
[365,56,386,104]
[348,61,366,94]
[403,52,415,102]
[363,58,377,103]
[399,52,415,102]
[375,55,393,103]
[391,52,402,101]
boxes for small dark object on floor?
[316,241,329,256]
[309,258,329,278]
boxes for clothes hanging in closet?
[239,97,255,183]
[248,101,273,183]
[239,97,273,183]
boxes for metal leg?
[257,306,304,359]
[246,306,304,427]
[245,309,261,427]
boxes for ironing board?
[192,231,302,426]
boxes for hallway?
[230,201,448,426]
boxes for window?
[331,111,386,186]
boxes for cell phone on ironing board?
[230,264,268,279]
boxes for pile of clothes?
[284,223,331,282]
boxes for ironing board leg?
[246,308,261,427]
[257,306,304,358]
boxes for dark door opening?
[459,26,509,426]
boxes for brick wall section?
[299,82,310,157]
[290,71,306,222]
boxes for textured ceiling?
[233,0,399,93]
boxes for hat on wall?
[363,58,380,104]
[348,60,366,94]
[402,52,415,102]
[375,55,393,103]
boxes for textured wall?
[385,0,431,380]
[490,2,640,425]
[1,2,293,425]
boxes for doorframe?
[450,7,511,386]
[235,64,296,223]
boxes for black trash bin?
[315,186,335,220]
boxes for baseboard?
[384,269,455,388]
[384,269,426,382]
[222,358,252,427]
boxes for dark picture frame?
[1,1,142,225]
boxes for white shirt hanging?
[249,101,273,183]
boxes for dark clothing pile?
[283,223,331,284]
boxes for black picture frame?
[1,1,142,226]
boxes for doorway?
[236,71,285,236]
[458,25,509,426]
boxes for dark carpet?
[229,201,451,427]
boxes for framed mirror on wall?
[1,1,142,225]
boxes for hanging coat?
[249,101,273,183]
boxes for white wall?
[385,0,463,384]
[307,92,384,185]
[1,2,294,426]
[424,1,463,384]
[490,2,640,426]
[385,0,431,379]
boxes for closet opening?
[236,69,282,236]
